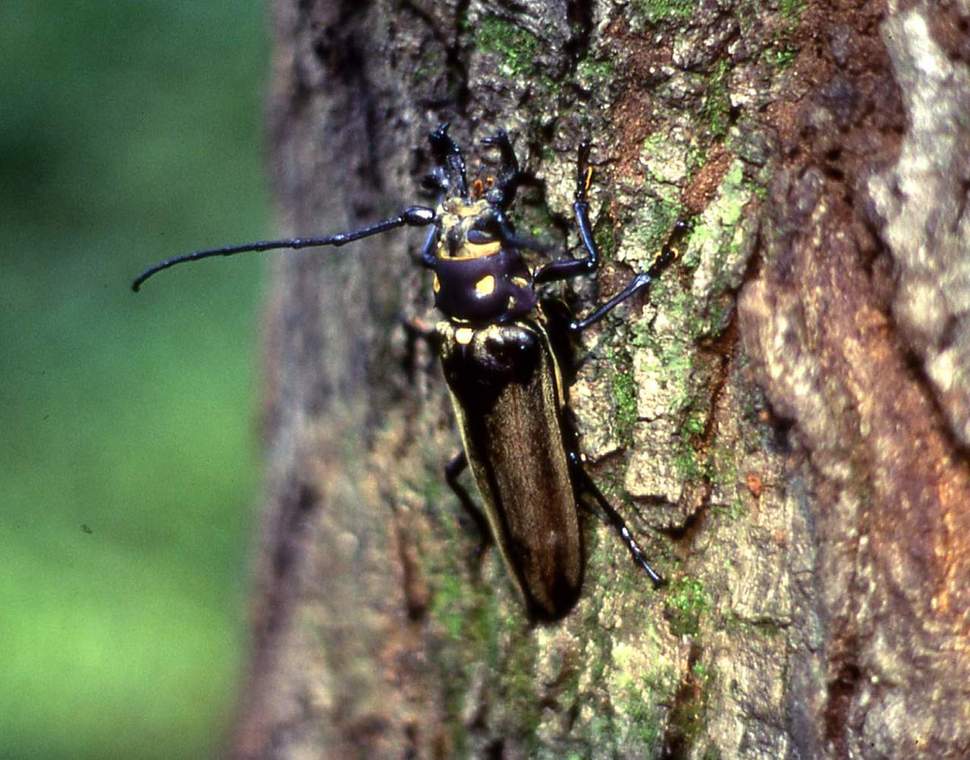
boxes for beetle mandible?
[133,124,671,621]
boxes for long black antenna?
[131,206,435,291]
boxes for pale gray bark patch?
[868,6,970,449]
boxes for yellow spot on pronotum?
[512,276,528,287]
[458,241,502,258]
[455,327,475,345]
[433,274,441,293]
[583,166,593,195]
[474,275,496,296]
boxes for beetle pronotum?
[134,124,672,620]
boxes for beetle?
[133,124,671,621]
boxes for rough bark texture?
[233,1,970,757]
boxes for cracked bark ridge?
[739,1,970,757]
[868,5,970,449]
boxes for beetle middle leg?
[445,451,492,561]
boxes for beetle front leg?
[533,141,600,285]
[445,451,492,561]
[429,123,469,198]
[481,129,521,208]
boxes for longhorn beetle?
[133,124,673,621]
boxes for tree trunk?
[232,1,970,757]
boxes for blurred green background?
[2,2,269,758]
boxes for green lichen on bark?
[475,17,542,78]
[664,576,711,637]
[702,60,732,139]
[634,0,698,25]
[610,367,639,445]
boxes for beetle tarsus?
[429,123,468,197]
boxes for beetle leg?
[429,123,468,198]
[399,314,439,380]
[481,129,519,175]
[533,142,600,285]
[565,226,684,332]
[481,129,521,207]
[534,143,687,291]
[568,452,664,587]
[418,225,440,268]
[566,271,654,333]
[445,451,492,560]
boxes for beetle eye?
[467,229,495,244]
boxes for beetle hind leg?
[445,451,492,562]
[569,453,664,587]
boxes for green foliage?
[0,2,267,758]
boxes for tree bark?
[232,1,970,757]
